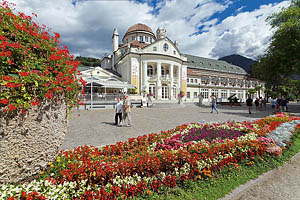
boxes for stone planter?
[0,102,67,184]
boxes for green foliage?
[128,88,138,94]
[251,0,300,98]
[75,56,101,67]
[247,88,256,97]
[0,1,85,115]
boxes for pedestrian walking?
[280,97,288,112]
[262,98,267,109]
[246,96,253,114]
[115,97,123,126]
[122,94,133,127]
[271,97,277,114]
[255,98,259,110]
[258,97,263,111]
[276,97,282,112]
[210,94,219,114]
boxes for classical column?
[143,61,148,91]
[177,66,180,91]
[170,64,174,100]
[157,61,162,100]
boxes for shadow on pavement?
[102,122,117,126]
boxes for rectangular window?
[195,79,197,83]
[187,78,189,83]
[173,50,176,55]
[139,36,144,42]
[221,90,227,99]
[187,92,191,99]
[191,79,193,83]
[132,36,135,41]
[145,37,148,42]
[150,38,153,43]
[238,90,243,99]
[194,92,197,98]
[200,89,209,99]
[153,47,157,51]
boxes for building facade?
[101,23,264,102]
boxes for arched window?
[147,65,153,76]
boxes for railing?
[161,75,170,80]
[148,75,157,80]
[79,93,143,102]
[79,93,124,102]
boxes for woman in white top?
[115,97,123,126]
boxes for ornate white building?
[101,23,264,103]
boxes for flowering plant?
[147,93,154,97]
[0,1,85,115]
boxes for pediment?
[143,37,181,56]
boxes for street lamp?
[90,70,93,111]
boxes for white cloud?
[7,0,290,60]
[209,1,290,59]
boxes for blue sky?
[10,0,290,59]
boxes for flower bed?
[1,113,300,199]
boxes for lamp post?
[198,83,201,104]
[90,70,93,111]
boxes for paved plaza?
[62,103,280,150]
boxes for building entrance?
[162,84,169,99]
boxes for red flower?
[0,99,8,105]
[2,75,12,81]
[21,191,26,197]
[7,59,14,65]
[8,104,17,110]
[0,34,6,41]
[54,32,60,39]
[66,87,73,91]
[45,92,53,99]
[5,82,16,88]
[18,71,30,76]
[33,43,40,49]
[31,100,40,106]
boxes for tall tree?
[252,0,300,97]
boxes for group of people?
[246,96,288,114]
[270,97,288,114]
[254,97,267,111]
[115,94,133,127]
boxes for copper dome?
[123,23,155,39]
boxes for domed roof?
[123,23,155,39]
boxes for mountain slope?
[218,54,255,74]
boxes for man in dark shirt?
[246,96,253,114]
[280,98,288,112]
